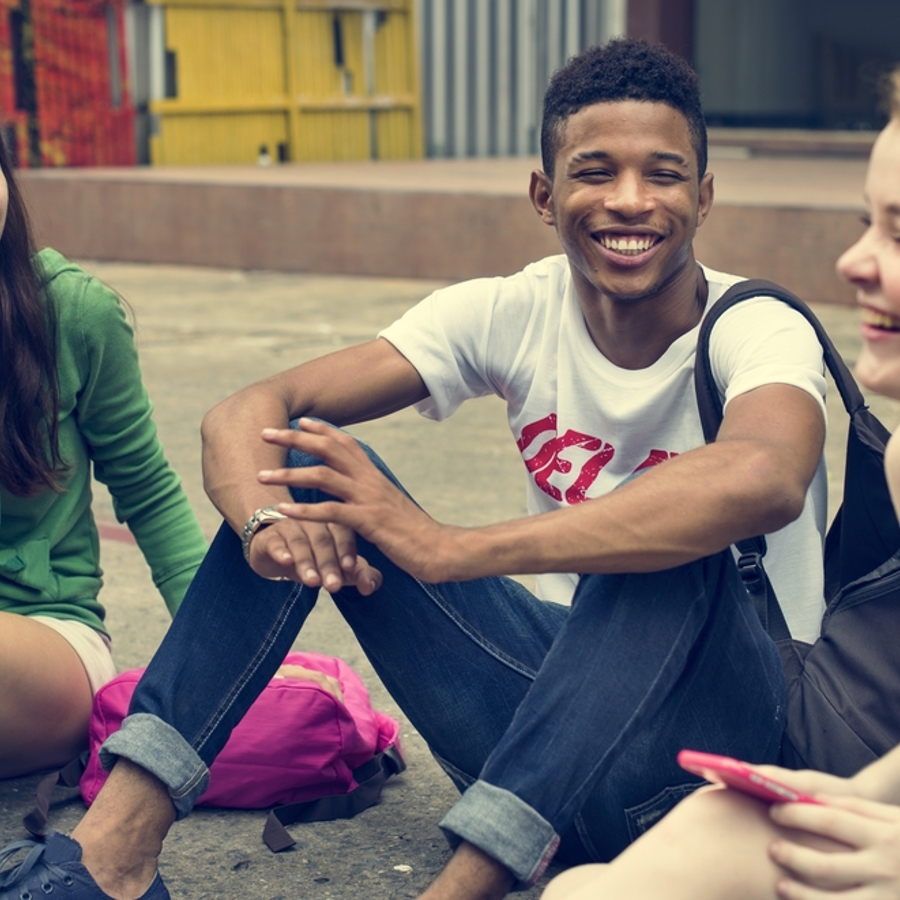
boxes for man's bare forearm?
[425,436,811,583]
[427,382,825,582]
[201,339,429,534]
[202,381,295,533]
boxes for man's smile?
[596,233,661,256]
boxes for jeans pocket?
[623,781,699,844]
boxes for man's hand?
[247,517,383,595]
[769,795,900,898]
[256,420,460,584]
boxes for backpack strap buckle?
[737,551,765,587]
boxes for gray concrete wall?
[18,154,864,305]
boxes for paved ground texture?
[0,261,897,900]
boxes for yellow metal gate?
[147,0,422,164]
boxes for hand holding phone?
[677,750,821,805]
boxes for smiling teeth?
[862,308,900,331]
[601,236,654,254]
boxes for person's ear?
[529,170,556,226]
[696,172,714,227]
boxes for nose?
[604,171,655,218]
[836,228,879,289]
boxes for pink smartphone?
[677,750,821,805]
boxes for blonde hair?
[885,67,900,120]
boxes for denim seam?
[553,597,700,826]
[531,838,562,887]
[572,811,599,860]
[430,749,476,790]
[410,576,543,681]
[191,580,305,755]
[170,766,209,801]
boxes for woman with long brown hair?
[0,137,206,779]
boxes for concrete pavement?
[0,260,897,900]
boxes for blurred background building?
[0,0,135,166]
[0,0,897,167]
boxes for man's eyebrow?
[650,151,690,167]
[569,150,611,165]
[567,150,690,167]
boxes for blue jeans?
[103,433,785,887]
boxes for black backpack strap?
[732,536,790,640]
[696,278,866,437]
[24,747,406,854]
[22,755,87,837]
[694,278,862,642]
[263,745,406,852]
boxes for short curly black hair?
[540,38,707,180]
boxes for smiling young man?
[0,39,828,900]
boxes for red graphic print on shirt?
[517,413,615,504]
[633,449,680,471]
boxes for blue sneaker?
[0,832,169,900]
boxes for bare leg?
[71,760,176,900]
[541,866,608,900]
[0,614,173,899]
[541,787,846,900]
[417,842,516,900]
[0,612,93,778]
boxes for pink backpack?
[28,652,405,851]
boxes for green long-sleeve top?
[0,249,207,634]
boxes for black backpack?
[695,279,900,777]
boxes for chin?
[601,280,661,303]
[855,352,900,402]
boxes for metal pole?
[515,0,535,154]
[430,0,447,155]
[474,0,490,156]
[495,0,511,155]
[453,0,468,155]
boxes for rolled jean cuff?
[99,713,210,820]
[438,780,560,889]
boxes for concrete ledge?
[707,127,877,158]
[695,205,859,306]
[19,155,865,304]
[21,177,560,281]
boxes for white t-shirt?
[379,255,828,643]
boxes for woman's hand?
[769,795,900,898]
[751,765,856,799]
